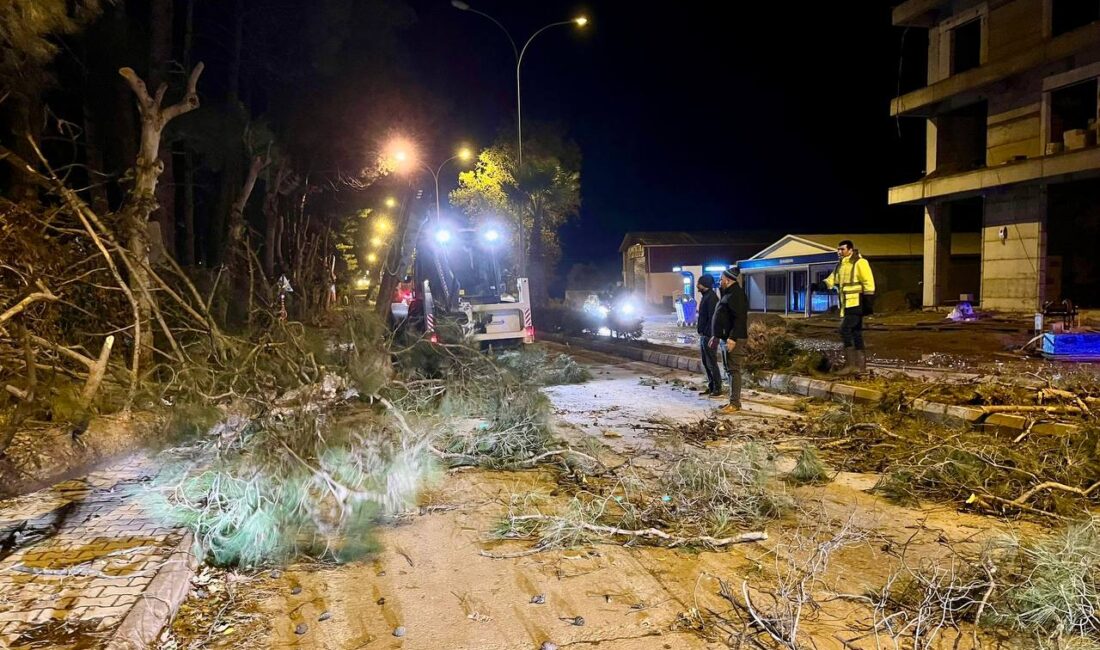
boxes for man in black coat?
[710,268,748,414]
[695,274,721,396]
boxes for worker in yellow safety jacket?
[813,239,875,376]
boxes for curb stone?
[538,332,1080,436]
[105,531,198,650]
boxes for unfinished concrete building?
[891,0,1100,312]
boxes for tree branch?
[0,281,58,328]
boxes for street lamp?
[384,197,397,208]
[451,2,587,171]
[387,139,472,224]
[450,2,587,274]
[414,148,475,227]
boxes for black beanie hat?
[698,274,714,289]
[722,267,739,281]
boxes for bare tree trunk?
[264,205,278,279]
[229,156,265,253]
[225,155,265,326]
[262,161,293,278]
[119,62,205,366]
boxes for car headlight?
[620,303,635,315]
[597,306,610,317]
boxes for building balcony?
[891,21,1100,117]
[893,0,950,27]
[888,146,1100,205]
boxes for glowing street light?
[483,228,500,243]
[374,216,392,233]
[384,137,415,173]
[449,4,588,170]
[384,197,397,208]
[450,3,589,275]
[370,236,383,247]
[367,252,378,263]
[435,229,452,245]
[458,147,473,161]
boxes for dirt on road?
[161,346,1055,650]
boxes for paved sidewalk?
[0,454,185,649]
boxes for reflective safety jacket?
[824,254,875,315]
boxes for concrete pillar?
[923,204,951,308]
[981,186,1046,312]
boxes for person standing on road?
[814,239,875,376]
[710,268,748,414]
[695,275,721,396]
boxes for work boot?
[717,404,741,415]
[854,350,867,375]
[834,347,858,377]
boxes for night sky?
[404,0,928,272]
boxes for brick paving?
[0,455,184,649]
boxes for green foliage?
[1009,518,1100,637]
[745,321,800,372]
[496,346,591,386]
[145,407,431,567]
[659,443,791,528]
[449,131,581,270]
[786,446,830,485]
[323,307,391,396]
[441,389,553,467]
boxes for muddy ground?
[644,310,1100,375]
[158,345,1062,650]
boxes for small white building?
[738,233,981,316]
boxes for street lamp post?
[450,1,586,273]
[420,147,472,226]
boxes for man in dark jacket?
[695,275,721,396]
[710,268,748,414]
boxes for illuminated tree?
[450,134,580,304]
